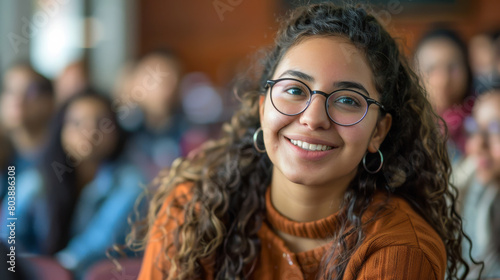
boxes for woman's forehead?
[274,36,378,96]
[67,98,108,117]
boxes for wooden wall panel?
[137,0,500,85]
[137,0,280,86]
[391,0,500,54]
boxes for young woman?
[134,3,473,279]
[414,29,474,161]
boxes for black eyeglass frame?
[265,78,386,126]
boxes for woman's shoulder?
[139,181,196,279]
[164,181,194,202]
[353,192,447,278]
[153,181,195,223]
[364,192,445,249]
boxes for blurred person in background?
[111,60,143,132]
[1,90,144,279]
[460,87,500,277]
[0,63,55,172]
[54,60,90,107]
[415,29,474,162]
[469,31,500,95]
[177,72,224,155]
[112,61,136,102]
[0,64,54,241]
[123,50,198,182]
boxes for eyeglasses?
[265,78,385,126]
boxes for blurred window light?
[30,0,84,79]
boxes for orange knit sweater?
[138,183,446,279]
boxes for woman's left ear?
[259,95,265,120]
[368,113,392,153]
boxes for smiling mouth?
[289,138,334,151]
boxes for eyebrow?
[278,69,371,97]
[278,70,314,82]
[333,81,370,96]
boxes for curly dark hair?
[128,3,476,279]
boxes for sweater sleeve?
[138,183,192,280]
[354,246,441,280]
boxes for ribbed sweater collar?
[264,187,341,239]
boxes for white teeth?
[301,142,308,149]
[289,139,333,151]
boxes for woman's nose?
[299,95,331,130]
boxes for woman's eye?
[336,97,359,106]
[285,88,305,95]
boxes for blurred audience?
[469,32,498,78]
[0,63,55,172]
[415,29,474,161]
[1,90,144,279]
[54,60,90,107]
[179,72,224,154]
[119,50,207,182]
[112,60,142,132]
[459,88,500,277]
[469,31,500,95]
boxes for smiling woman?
[132,3,475,280]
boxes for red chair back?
[84,258,142,280]
[28,256,73,280]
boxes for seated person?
[1,90,144,278]
[0,63,54,173]
[121,50,201,182]
[414,29,474,162]
[461,87,500,277]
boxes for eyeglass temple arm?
[265,80,276,89]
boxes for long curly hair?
[128,3,475,279]
[41,89,127,255]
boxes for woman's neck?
[268,168,353,253]
[75,160,100,192]
[269,170,351,223]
